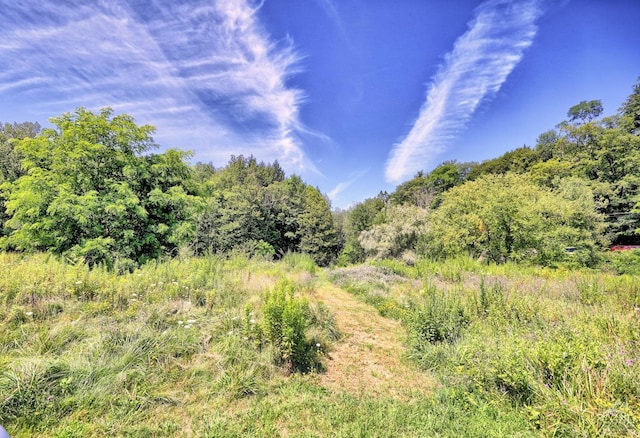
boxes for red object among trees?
[610,245,640,251]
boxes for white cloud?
[0,0,315,173]
[385,0,544,182]
[327,169,368,203]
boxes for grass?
[1,252,639,436]
[329,258,640,436]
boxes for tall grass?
[330,257,640,436]
[0,252,335,436]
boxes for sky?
[1,0,639,209]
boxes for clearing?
[309,282,437,399]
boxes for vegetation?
[329,258,640,436]
[0,79,639,436]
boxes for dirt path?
[309,282,437,399]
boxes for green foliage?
[427,173,606,266]
[391,161,470,207]
[0,108,202,267]
[192,157,339,265]
[337,194,386,265]
[466,147,540,181]
[298,186,341,266]
[359,204,429,260]
[618,76,640,134]
[567,99,603,123]
[261,279,320,373]
[407,291,468,346]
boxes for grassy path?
[309,282,437,399]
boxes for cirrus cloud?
[385,0,544,182]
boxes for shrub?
[261,279,319,373]
[407,291,469,348]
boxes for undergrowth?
[330,258,640,436]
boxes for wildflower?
[250,319,256,324]
[232,316,239,321]
[132,293,137,297]
[25,311,33,316]
[130,298,137,302]
[626,359,634,366]
[178,320,184,325]
[184,325,192,329]
[316,343,321,348]
[75,281,82,285]
[187,319,196,324]
[228,330,234,335]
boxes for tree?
[391,161,468,207]
[427,174,606,265]
[1,108,201,267]
[337,194,386,264]
[618,77,640,134]
[0,121,41,236]
[567,100,603,124]
[466,147,540,180]
[298,186,340,266]
[359,204,429,261]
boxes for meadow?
[1,252,639,437]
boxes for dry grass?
[309,282,437,399]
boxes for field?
[1,252,639,437]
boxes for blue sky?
[1,0,639,208]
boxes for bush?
[261,279,319,373]
[407,291,469,348]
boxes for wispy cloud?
[385,0,544,182]
[327,169,368,204]
[313,0,351,47]
[0,0,316,173]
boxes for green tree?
[0,121,41,236]
[337,194,386,264]
[619,77,640,134]
[391,161,468,207]
[359,204,429,261]
[1,108,201,267]
[427,174,605,265]
[466,147,540,181]
[567,100,603,123]
[298,186,340,266]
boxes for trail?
[309,282,437,399]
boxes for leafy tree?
[192,157,339,264]
[619,77,640,134]
[466,147,540,180]
[391,161,469,207]
[427,174,606,265]
[1,108,201,267]
[359,204,429,261]
[337,194,386,264]
[0,122,41,236]
[298,186,340,266]
[567,100,603,123]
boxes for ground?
[310,282,437,399]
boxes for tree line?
[337,77,640,267]
[0,108,339,269]
[1,77,639,269]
